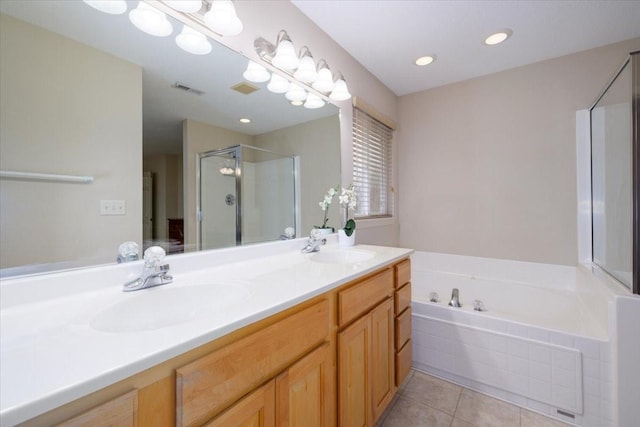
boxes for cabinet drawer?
[395,307,412,350]
[395,339,412,387]
[394,283,411,314]
[338,268,393,327]
[176,299,329,427]
[395,259,411,289]
[56,390,137,427]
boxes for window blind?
[352,106,393,218]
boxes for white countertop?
[0,238,412,426]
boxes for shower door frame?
[589,50,640,294]
[196,146,243,250]
[196,144,299,251]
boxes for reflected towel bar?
[0,170,94,184]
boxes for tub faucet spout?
[449,288,461,307]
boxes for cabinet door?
[205,381,275,427]
[276,342,334,427]
[338,314,372,427]
[370,298,394,421]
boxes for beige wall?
[255,115,341,235]
[182,119,253,248]
[0,14,142,270]
[398,38,640,265]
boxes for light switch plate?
[100,200,126,215]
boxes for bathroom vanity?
[0,238,412,426]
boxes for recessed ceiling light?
[484,29,513,46]
[415,55,437,66]
[291,100,304,106]
[239,118,251,124]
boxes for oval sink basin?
[91,282,251,332]
[310,249,376,264]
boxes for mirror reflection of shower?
[197,145,297,250]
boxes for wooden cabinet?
[338,267,396,427]
[338,313,371,427]
[370,299,395,421]
[176,300,330,426]
[276,342,334,427]
[205,381,275,427]
[204,342,333,427]
[394,259,412,387]
[56,390,138,427]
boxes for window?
[352,105,393,218]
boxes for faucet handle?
[143,246,166,267]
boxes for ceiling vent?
[231,82,259,95]
[173,82,205,96]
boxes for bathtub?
[410,252,617,427]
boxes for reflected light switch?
[100,200,126,215]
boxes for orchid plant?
[316,186,338,230]
[339,185,357,236]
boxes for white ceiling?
[291,0,640,96]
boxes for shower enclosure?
[197,145,297,250]
[590,50,639,293]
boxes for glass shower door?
[198,144,297,250]
[198,148,239,250]
[240,147,296,244]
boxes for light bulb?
[267,74,290,93]
[129,2,173,37]
[304,93,325,109]
[294,54,317,83]
[484,29,513,45]
[415,55,436,66]
[285,84,307,102]
[243,61,271,83]
[165,0,202,13]
[176,25,212,55]
[312,66,334,93]
[329,78,351,101]
[272,38,299,70]
[82,0,127,15]
[204,0,243,36]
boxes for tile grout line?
[452,385,465,425]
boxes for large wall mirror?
[0,0,342,277]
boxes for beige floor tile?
[521,409,572,427]
[450,418,475,427]
[381,395,453,427]
[455,389,520,427]
[401,371,462,414]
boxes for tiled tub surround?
[410,252,622,427]
[0,237,412,425]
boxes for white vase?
[338,229,356,247]
[315,227,334,236]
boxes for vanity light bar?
[253,32,351,107]
[151,0,241,38]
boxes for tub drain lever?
[448,288,461,307]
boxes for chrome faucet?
[448,288,462,307]
[279,227,296,240]
[301,230,327,253]
[123,246,173,292]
